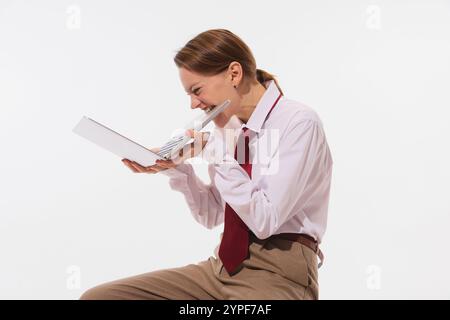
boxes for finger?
[125,163,139,173]
[131,161,155,173]
[145,164,167,173]
[122,158,132,166]
[129,161,147,173]
[151,165,168,172]
[131,161,168,174]
[155,160,176,169]
[122,159,139,173]
[146,164,166,172]
[123,159,138,167]
[123,159,159,174]
[160,159,175,166]
[145,167,159,174]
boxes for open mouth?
[204,105,216,113]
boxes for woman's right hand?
[122,148,176,174]
[121,130,210,175]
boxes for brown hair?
[173,29,284,95]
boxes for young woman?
[81,29,333,300]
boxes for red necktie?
[218,127,252,274]
[218,92,282,275]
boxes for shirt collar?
[242,80,282,133]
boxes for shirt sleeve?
[212,118,325,239]
[159,148,225,230]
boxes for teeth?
[204,105,215,113]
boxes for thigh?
[220,267,308,300]
[217,236,319,300]
[80,258,224,300]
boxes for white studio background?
[1,0,449,299]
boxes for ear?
[227,61,243,87]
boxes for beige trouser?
[80,234,319,300]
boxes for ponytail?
[256,69,284,95]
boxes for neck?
[236,81,267,123]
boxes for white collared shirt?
[162,80,333,243]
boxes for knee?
[79,283,119,300]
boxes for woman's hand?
[121,130,210,174]
[122,148,176,174]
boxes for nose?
[190,96,203,110]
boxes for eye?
[193,88,201,95]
